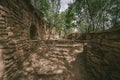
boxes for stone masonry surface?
[82,27,120,80]
[0,0,120,80]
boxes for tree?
[66,0,120,33]
[31,0,120,36]
[108,0,120,28]
[31,0,61,39]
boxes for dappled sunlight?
[0,0,120,80]
[20,40,83,80]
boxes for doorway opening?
[29,24,38,40]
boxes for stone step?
[51,50,68,54]
[4,59,13,65]
[5,66,18,79]
[48,53,66,56]
[50,50,82,58]
[8,41,17,45]
[0,5,8,13]
[0,26,6,30]
[0,21,5,24]
[7,70,20,80]
[0,39,8,43]
[5,67,18,78]
[0,23,5,26]
[0,29,7,32]
[0,44,15,49]
[3,49,16,55]
[48,54,66,59]
[51,51,69,55]
[55,45,80,48]
[0,17,5,20]
[0,9,6,15]
[0,36,8,40]
[3,54,14,60]
[38,40,82,45]
[46,50,68,57]
[55,44,82,47]
[51,53,68,57]
[0,18,5,20]
[51,47,69,51]
[5,62,14,70]
[0,24,6,27]
[0,32,8,36]
[50,47,82,53]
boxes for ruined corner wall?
[0,0,45,40]
[83,28,120,80]
[0,0,45,79]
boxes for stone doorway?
[29,24,38,40]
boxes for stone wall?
[0,0,45,40]
[83,27,120,80]
[0,0,45,79]
[66,32,81,40]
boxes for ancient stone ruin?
[0,0,120,80]
[82,28,120,80]
[0,0,46,79]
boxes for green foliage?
[31,0,60,27]
[65,0,120,33]
[65,4,75,29]
[32,0,50,12]
[31,0,120,35]
[108,0,120,28]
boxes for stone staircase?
[19,40,83,80]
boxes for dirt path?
[71,53,90,80]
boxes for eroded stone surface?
[82,28,120,80]
[0,49,4,79]
[20,40,83,80]
[0,0,120,80]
